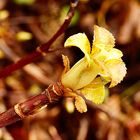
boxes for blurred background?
[0,0,140,139]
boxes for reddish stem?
[0,0,78,79]
[0,82,64,128]
[0,51,40,78]
[0,108,21,128]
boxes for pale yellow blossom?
[61,25,127,113]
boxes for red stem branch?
[0,82,64,128]
[0,0,78,79]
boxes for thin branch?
[0,0,79,79]
[0,82,64,128]
[0,39,53,85]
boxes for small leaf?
[62,55,70,74]
[75,96,87,113]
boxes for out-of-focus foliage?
[0,10,9,20]
[60,5,80,26]
[13,0,35,5]
[16,31,33,41]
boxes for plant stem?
[0,39,53,85]
[0,0,79,79]
[0,82,64,128]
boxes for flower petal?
[106,48,123,61]
[92,25,115,53]
[81,77,106,104]
[92,48,123,62]
[61,57,100,90]
[91,48,109,62]
[104,59,127,87]
[64,33,91,63]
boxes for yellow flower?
[61,25,127,112]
